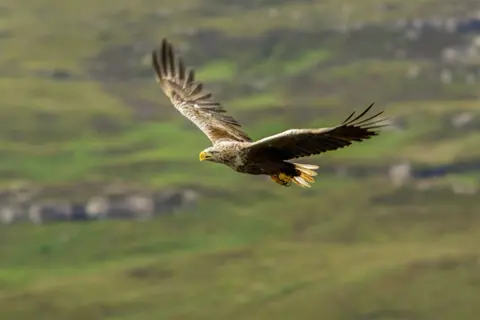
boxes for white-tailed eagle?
[151,39,387,187]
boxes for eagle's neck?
[213,141,246,169]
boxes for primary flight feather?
[152,38,387,188]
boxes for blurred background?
[1,0,480,319]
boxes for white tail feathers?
[292,163,319,188]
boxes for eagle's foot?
[270,164,319,188]
[270,173,292,187]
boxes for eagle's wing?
[244,103,387,160]
[152,39,252,144]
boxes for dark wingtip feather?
[333,102,389,141]
[344,102,375,125]
[152,39,166,78]
[178,58,186,82]
[340,102,388,130]
[151,50,160,77]
[341,102,375,125]
[161,39,169,77]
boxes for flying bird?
[151,39,387,188]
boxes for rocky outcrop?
[0,182,199,225]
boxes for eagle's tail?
[292,163,319,188]
[270,163,319,188]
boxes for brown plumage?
[151,39,252,143]
[151,38,388,187]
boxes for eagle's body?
[200,140,301,176]
[152,39,387,187]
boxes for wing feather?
[152,39,252,144]
[245,103,387,161]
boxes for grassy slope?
[1,182,479,319]
[1,0,480,319]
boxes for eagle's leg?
[269,163,319,188]
[269,173,293,187]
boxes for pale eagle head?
[199,147,223,163]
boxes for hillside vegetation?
[0,0,480,319]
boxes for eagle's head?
[199,147,222,163]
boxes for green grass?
[283,50,331,75]
[196,60,237,82]
[0,180,479,319]
[1,0,480,319]
[230,93,282,111]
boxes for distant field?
[0,0,480,319]
[0,179,479,319]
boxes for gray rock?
[28,201,73,224]
[451,112,476,129]
[86,193,154,220]
[0,205,26,224]
[153,189,198,215]
[85,196,109,220]
[389,162,412,187]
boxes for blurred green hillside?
[0,0,480,319]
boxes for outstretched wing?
[152,39,252,144]
[245,103,387,161]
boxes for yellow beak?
[199,151,211,161]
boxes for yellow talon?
[270,164,319,188]
[270,173,293,187]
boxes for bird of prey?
[151,39,387,188]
